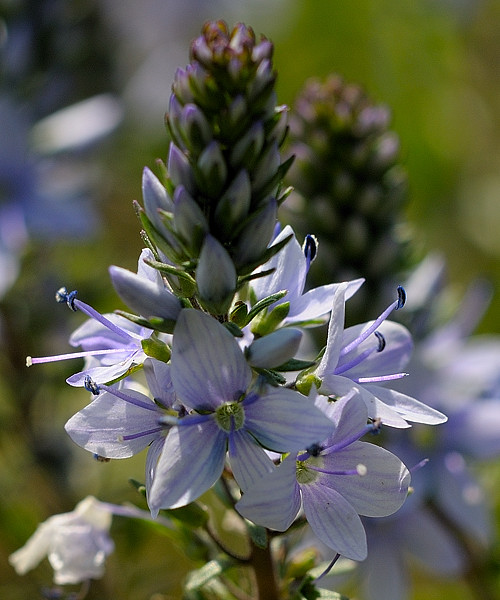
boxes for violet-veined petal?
[301,482,367,560]
[145,437,166,500]
[236,455,300,531]
[228,428,275,493]
[171,309,252,411]
[148,419,226,514]
[319,441,410,516]
[243,387,333,452]
[316,283,349,378]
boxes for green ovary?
[296,457,321,485]
[215,402,245,432]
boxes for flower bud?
[196,234,237,314]
[173,185,209,255]
[142,167,173,235]
[172,67,195,105]
[168,142,195,195]
[109,265,182,322]
[180,103,212,155]
[232,198,277,271]
[246,328,302,368]
[214,170,251,240]
[195,140,227,198]
[230,121,265,169]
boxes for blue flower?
[316,283,447,427]
[236,393,410,561]
[147,309,334,515]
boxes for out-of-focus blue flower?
[148,308,333,515]
[316,282,447,427]
[236,393,410,561]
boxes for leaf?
[246,521,268,549]
[184,556,235,592]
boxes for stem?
[250,537,280,600]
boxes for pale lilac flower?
[65,358,175,499]
[316,283,446,427]
[251,225,363,326]
[148,308,334,515]
[9,496,114,585]
[236,393,410,561]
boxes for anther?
[303,234,318,267]
[84,376,100,395]
[306,442,323,457]
[55,287,78,311]
[374,331,386,352]
[370,418,382,435]
[396,285,406,309]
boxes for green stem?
[250,537,280,600]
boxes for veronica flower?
[316,283,446,427]
[148,308,334,515]
[251,225,364,326]
[236,393,410,560]
[9,496,114,585]
[65,358,175,499]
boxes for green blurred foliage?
[3,1,500,599]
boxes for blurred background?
[2,0,500,598]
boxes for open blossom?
[236,393,410,560]
[9,497,114,585]
[148,308,334,515]
[251,225,364,326]
[316,282,446,427]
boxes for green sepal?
[255,155,295,199]
[277,185,294,206]
[135,202,185,265]
[295,372,322,396]
[251,301,290,336]
[273,358,317,372]
[223,321,244,338]
[113,309,155,330]
[104,363,144,386]
[184,556,235,592]
[245,290,287,326]
[230,301,248,328]
[144,257,197,297]
[165,502,210,528]
[147,316,178,334]
[254,368,286,386]
[236,267,275,289]
[141,335,171,363]
[246,521,268,549]
[290,574,350,600]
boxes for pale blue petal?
[314,393,368,446]
[301,482,367,560]
[236,455,300,531]
[66,356,138,387]
[143,359,176,408]
[320,441,410,516]
[364,384,447,425]
[64,392,160,458]
[319,375,411,428]
[252,225,305,303]
[228,429,275,492]
[148,418,226,514]
[316,284,348,378]
[171,309,252,411]
[244,387,333,451]
[145,437,166,499]
[69,313,141,348]
[286,278,364,324]
[136,248,165,285]
[337,320,413,378]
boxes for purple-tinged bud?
[109,266,182,322]
[196,235,237,314]
[166,94,185,148]
[168,143,196,195]
[172,67,194,105]
[232,198,277,270]
[173,185,209,254]
[367,132,400,171]
[252,39,273,64]
[248,58,275,103]
[214,170,251,239]
[246,328,302,369]
[196,140,227,198]
[190,34,213,68]
[268,105,289,146]
[180,103,212,154]
[142,167,173,229]
[230,122,265,169]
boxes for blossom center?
[215,402,245,432]
[296,456,320,484]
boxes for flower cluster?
[14,21,449,599]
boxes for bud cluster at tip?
[137,20,293,316]
[284,75,410,321]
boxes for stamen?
[321,422,376,454]
[340,286,406,357]
[314,553,340,582]
[355,372,408,383]
[55,287,78,311]
[374,331,385,352]
[307,464,363,476]
[410,457,429,474]
[93,454,111,462]
[97,382,158,412]
[334,343,378,375]
[84,376,100,395]
[303,234,318,272]
[72,298,137,343]
[27,347,131,366]
[121,427,163,441]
